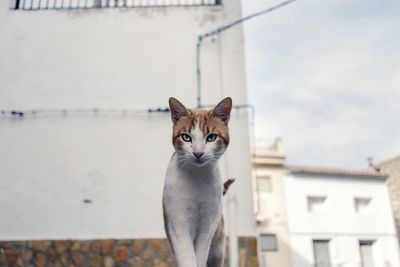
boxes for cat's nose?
[193,152,204,159]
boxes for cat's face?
[169,97,232,167]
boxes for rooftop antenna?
[367,157,374,167]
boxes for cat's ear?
[212,97,232,125]
[169,97,188,125]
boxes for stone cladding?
[0,237,258,267]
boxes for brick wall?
[0,237,258,267]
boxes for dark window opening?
[260,234,278,251]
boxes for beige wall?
[253,140,291,267]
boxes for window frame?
[359,240,376,267]
[260,233,278,252]
[313,239,332,267]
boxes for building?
[253,138,292,267]
[0,0,258,266]
[378,155,400,246]
[254,140,400,267]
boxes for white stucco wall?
[0,0,256,240]
[283,173,400,267]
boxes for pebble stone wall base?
[0,237,258,267]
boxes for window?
[354,197,372,214]
[307,196,327,213]
[313,240,331,267]
[13,0,221,10]
[257,176,272,192]
[260,234,277,251]
[359,240,375,267]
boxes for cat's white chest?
[163,154,223,239]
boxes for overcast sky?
[242,0,400,169]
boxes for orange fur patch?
[172,109,229,146]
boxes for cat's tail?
[223,178,235,195]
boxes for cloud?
[243,0,400,168]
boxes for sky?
[242,0,400,169]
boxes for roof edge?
[286,165,388,180]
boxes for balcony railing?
[13,0,221,10]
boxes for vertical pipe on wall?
[227,188,239,267]
[223,136,239,267]
[196,36,202,108]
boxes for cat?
[162,97,233,267]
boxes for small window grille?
[13,0,221,10]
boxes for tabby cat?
[162,97,232,267]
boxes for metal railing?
[13,0,221,10]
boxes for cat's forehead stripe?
[171,108,229,145]
[191,120,204,143]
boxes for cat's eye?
[206,133,217,142]
[181,133,192,142]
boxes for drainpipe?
[195,0,298,108]
[227,186,239,267]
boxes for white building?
[254,140,400,267]
[0,0,258,266]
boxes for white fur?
[163,154,223,267]
[176,121,225,167]
[163,122,225,267]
